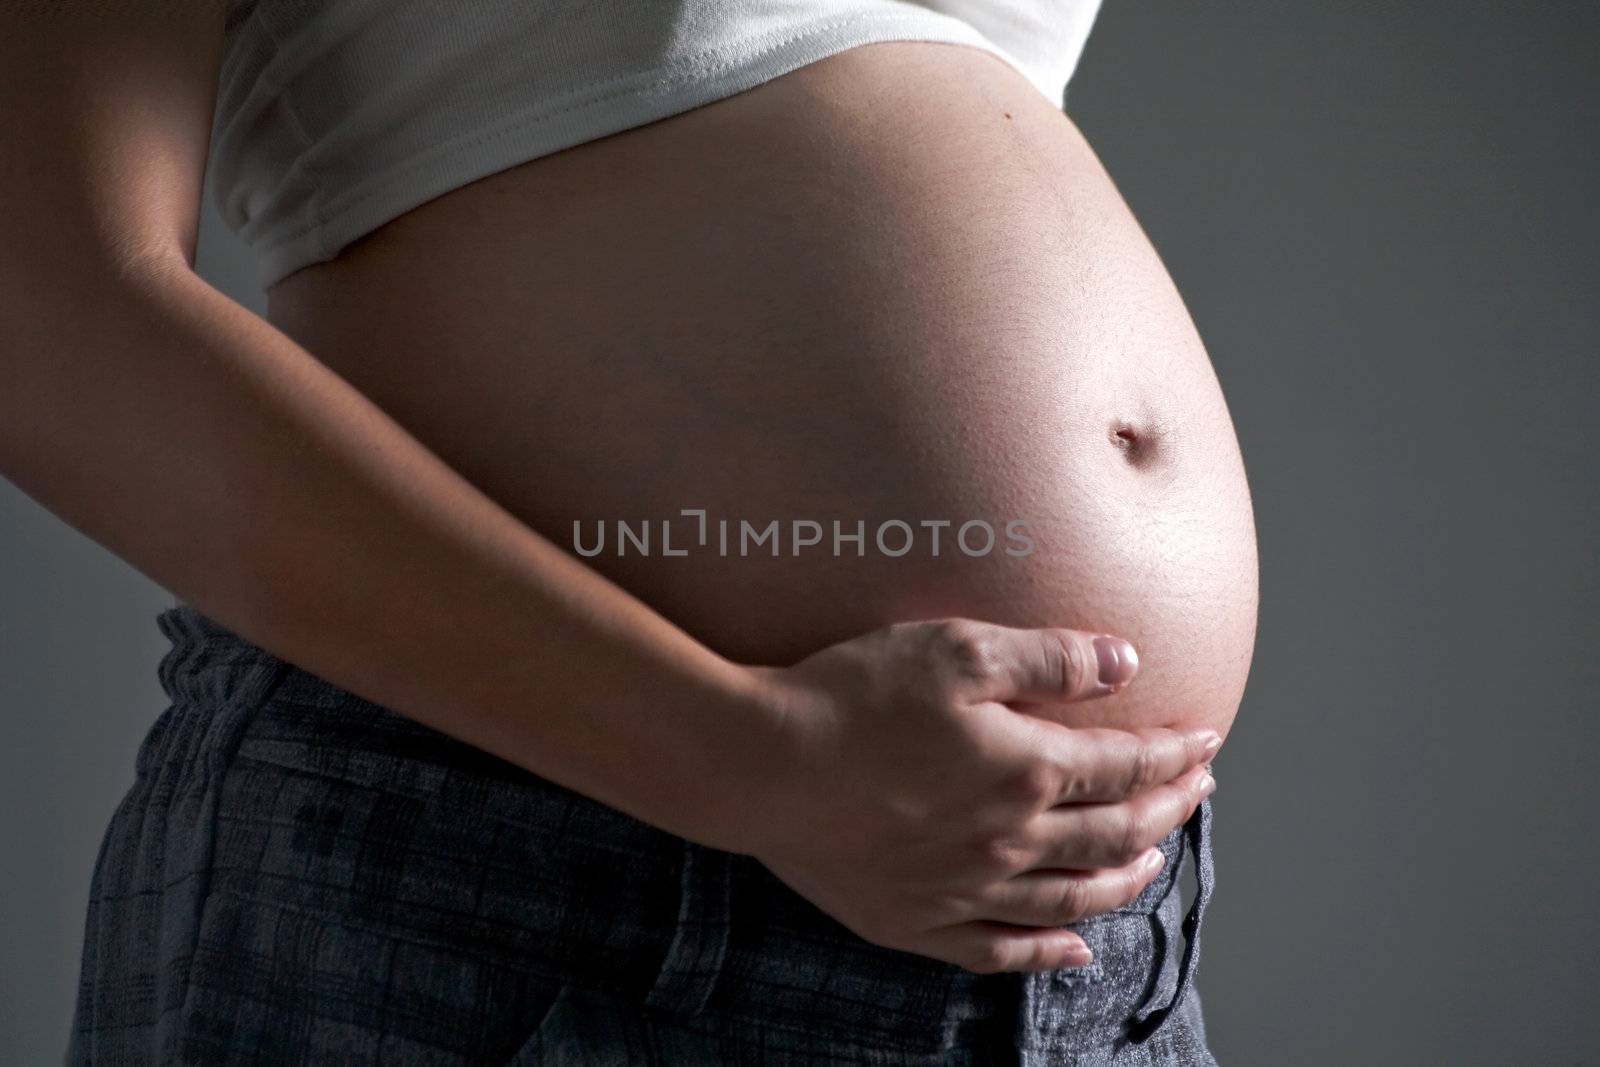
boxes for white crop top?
[207,0,1105,289]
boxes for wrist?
[678,662,807,857]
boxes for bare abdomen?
[263,42,1259,740]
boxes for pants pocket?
[178,886,573,1065]
[499,983,578,1066]
[503,983,731,1066]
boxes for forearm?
[0,256,778,852]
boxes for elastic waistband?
[155,601,297,712]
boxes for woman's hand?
[740,618,1220,974]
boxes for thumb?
[968,624,1140,704]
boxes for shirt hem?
[251,10,1061,289]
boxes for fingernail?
[1092,635,1139,690]
[1198,772,1217,798]
[1061,944,1094,968]
[1200,731,1222,756]
[1143,847,1166,873]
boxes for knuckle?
[1054,632,1089,695]
[1016,938,1051,972]
[930,618,978,648]
[969,940,1014,975]
[924,888,973,925]
[1055,771,1089,803]
[1054,877,1091,922]
[1118,810,1152,860]
[972,830,1029,873]
[935,620,1000,682]
[1124,743,1160,795]
[1001,759,1058,807]
[1053,748,1091,801]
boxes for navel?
[1108,417,1161,468]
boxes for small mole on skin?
[1003,112,1012,119]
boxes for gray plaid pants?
[67,604,1218,1065]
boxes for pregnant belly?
[264,42,1259,741]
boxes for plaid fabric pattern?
[66,604,1218,1065]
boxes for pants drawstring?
[1126,795,1214,1045]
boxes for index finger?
[1040,724,1222,803]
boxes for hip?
[70,603,1218,1064]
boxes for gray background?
[3,2,1594,1063]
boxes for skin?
[1,8,1257,976]
[267,42,1260,742]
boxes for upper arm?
[0,1,227,282]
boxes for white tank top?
[208,0,1105,288]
